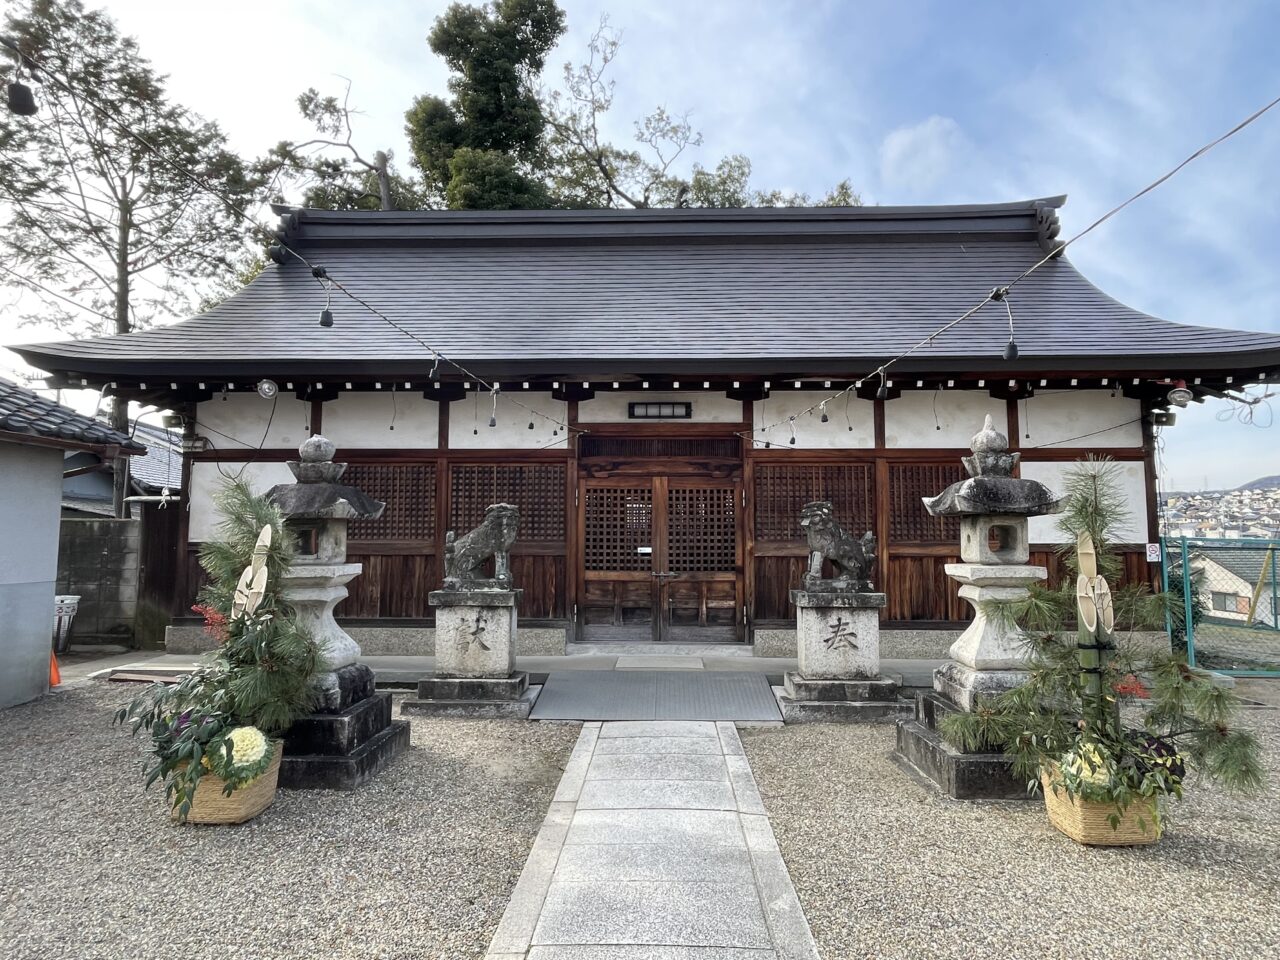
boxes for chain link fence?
[1167,537,1280,676]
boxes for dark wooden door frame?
[577,474,744,642]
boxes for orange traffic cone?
[50,651,61,687]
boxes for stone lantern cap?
[266,435,386,521]
[922,416,1063,518]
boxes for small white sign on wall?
[1146,543,1163,563]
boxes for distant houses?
[1163,485,1280,540]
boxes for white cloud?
[878,115,970,194]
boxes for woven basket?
[173,740,282,825]
[1040,768,1161,846]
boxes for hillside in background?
[1238,475,1280,491]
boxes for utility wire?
[5,35,1278,444]
[743,91,1280,446]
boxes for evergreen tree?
[405,0,564,208]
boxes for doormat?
[529,670,782,722]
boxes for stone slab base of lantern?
[893,691,1028,800]
[401,588,538,719]
[280,663,411,790]
[777,590,913,723]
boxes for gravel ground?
[0,682,579,960]
[741,705,1280,960]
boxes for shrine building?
[16,198,1280,653]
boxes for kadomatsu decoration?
[115,481,318,823]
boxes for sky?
[2,0,1279,490]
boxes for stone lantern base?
[279,663,411,791]
[777,590,912,723]
[277,563,409,791]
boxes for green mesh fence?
[1169,537,1280,676]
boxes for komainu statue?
[442,503,520,589]
[799,500,877,592]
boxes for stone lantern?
[266,435,409,789]
[921,415,1063,710]
[893,416,1063,799]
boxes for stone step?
[783,674,901,702]
[893,718,1029,800]
[776,697,914,724]
[916,690,965,731]
[283,691,394,757]
[415,671,529,701]
[401,684,539,719]
[279,718,410,790]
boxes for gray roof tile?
[13,199,1280,377]
[0,378,145,452]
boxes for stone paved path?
[485,720,819,960]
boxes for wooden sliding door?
[580,476,742,641]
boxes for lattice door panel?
[343,464,437,542]
[754,464,874,541]
[667,486,736,573]
[583,486,654,572]
[450,464,566,542]
[888,463,964,543]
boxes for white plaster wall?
[320,392,439,449]
[1021,460,1151,544]
[448,392,568,449]
[188,460,295,541]
[1021,391,1142,448]
[579,390,743,423]
[884,391,1007,448]
[0,443,62,708]
[196,394,311,452]
[753,391,875,448]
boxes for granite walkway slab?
[486,720,819,960]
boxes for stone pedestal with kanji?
[401,588,536,718]
[778,590,911,723]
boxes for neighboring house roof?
[0,378,144,454]
[1200,548,1280,588]
[13,198,1280,385]
[62,495,115,517]
[1173,548,1279,588]
[127,420,181,491]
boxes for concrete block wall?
[56,517,141,645]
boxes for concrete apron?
[485,720,818,960]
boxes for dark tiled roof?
[127,421,181,491]
[1195,548,1279,586]
[13,198,1280,378]
[0,378,145,452]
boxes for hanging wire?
[6,34,1279,447]
[389,382,397,431]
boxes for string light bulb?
[318,279,334,327]
[819,401,829,423]
[788,417,797,445]
[7,78,37,116]
[875,372,889,401]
